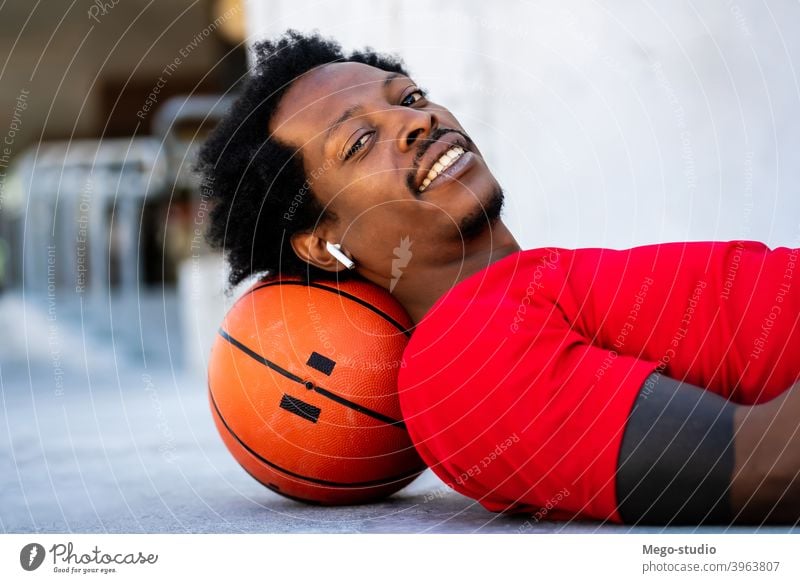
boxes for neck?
[393,221,521,326]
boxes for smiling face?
[269,61,505,289]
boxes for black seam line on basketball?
[217,327,407,429]
[208,387,424,488]
[309,384,405,428]
[240,464,407,506]
[238,464,326,505]
[245,280,411,338]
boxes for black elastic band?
[616,372,735,525]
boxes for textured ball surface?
[208,276,426,505]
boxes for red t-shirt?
[397,241,800,523]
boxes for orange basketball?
[208,276,427,505]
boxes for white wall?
[244,0,800,250]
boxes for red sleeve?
[398,248,659,523]
[398,241,800,522]
[562,241,800,404]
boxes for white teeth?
[418,146,466,192]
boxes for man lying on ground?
[197,30,800,525]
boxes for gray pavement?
[0,293,796,534]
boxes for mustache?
[406,128,474,194]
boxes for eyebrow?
[325,103,364,143]
[383,72,402,87]
[323,72,406,149]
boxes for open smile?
[417,145,476,194]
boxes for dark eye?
[401,88,427,106]
[344,132,372,161]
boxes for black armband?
[616,372,736,525]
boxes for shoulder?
[409,247,568,333]
[397,248,572,389]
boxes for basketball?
[208,276,427,505]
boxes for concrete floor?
[1,293,795,534]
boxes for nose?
[395,108,439,153]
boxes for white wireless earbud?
[325,241,356,270]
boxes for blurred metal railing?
[1,94,234,369]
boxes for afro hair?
[195,30,409,288]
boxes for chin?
[456,185,505,242]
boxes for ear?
[290,230,352,273]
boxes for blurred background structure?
[1,0,799,533]
[0,0,245,371]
